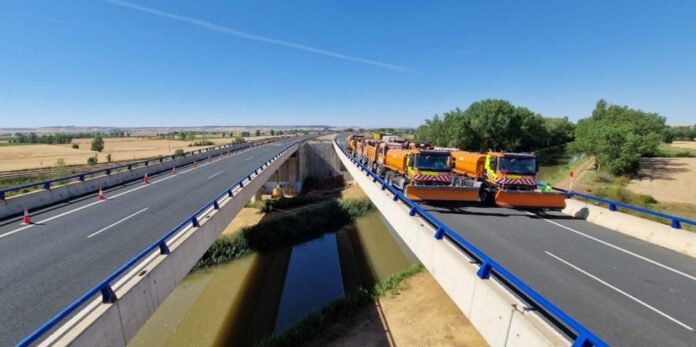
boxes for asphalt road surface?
[0,137,303,345]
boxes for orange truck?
[358,139,380,170]
[450,151,565,209]
[376,145,476,201]
[347,134,365,155]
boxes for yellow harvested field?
[0,137,225,171]
[628,158,696,204]
[670,141,696,150]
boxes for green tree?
[415,99,551,152]
[186,131,196,141]
[543,117,576,147]
[270,129,276,136]
[255,129,261,136]
[178,132,187,141]
[91,134,104,152]
[569,100,666,175]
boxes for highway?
[424,205,696,346]
[338,138,696,346]
[0,137,303,346]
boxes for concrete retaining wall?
[37,144,299,347]
[299,140,345,183]
[0,143,251,220]
[562,199,696,258]
[334,141,569,347]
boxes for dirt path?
[307,271,488,347]
[555,157,595,191]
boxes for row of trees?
[665,125,696,142]
[415,99,677,176]
[415,99,574,152]
[9,131,128,145]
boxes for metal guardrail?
[0,138,283,200]
[17,141,299,347]
[336,138,608,347]
[537,182,696,229]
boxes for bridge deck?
[0,139,297,346]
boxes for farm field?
[0,137,225,171]
[670,140,696,150]
[627,157,696,204]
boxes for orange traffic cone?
[171,167,177,175]
[21,208,32,225]
[143,173,150,184]
[97,187,105,201]
[192,161,197,168]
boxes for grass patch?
[254,264,424,347]
[651,143,696,158]
[193,199,375,270]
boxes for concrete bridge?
[2,134,695,346]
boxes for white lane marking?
[528,212,696,282]
[87,208,149,238]
[245,155,254,161]
[546,251,694,331]
[0,200,106,239]
[0,145,277,240]
[207,171,224,180]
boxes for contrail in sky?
[105,0,413,72]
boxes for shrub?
[106,154,112,163]
[91,135,104,152]
[71,143,79,149]
[174,149,185,156]
[86,156,98,165]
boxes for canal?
[129,211,415,346]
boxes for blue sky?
[1,0,695,128]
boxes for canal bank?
[130,184,485,346]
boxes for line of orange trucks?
[346,134,565,209]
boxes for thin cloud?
[104,0,413,72]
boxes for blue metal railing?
[336,138,608,347]
[537,182,696,230]
[0,138,281,201]
[17,141,299,347]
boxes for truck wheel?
[479,189,494,206]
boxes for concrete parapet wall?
[334,141,569,347]
[562,199,696,258]
[38,145,298,347]
[0,143,250,219]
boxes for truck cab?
[484,152,539,190]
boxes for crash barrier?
[17,142,300,346]
[538,183,696,230]
[336,138,607,347]
[0,138,282,219]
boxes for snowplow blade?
[405,186,480,202]
[494,190,566,209]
